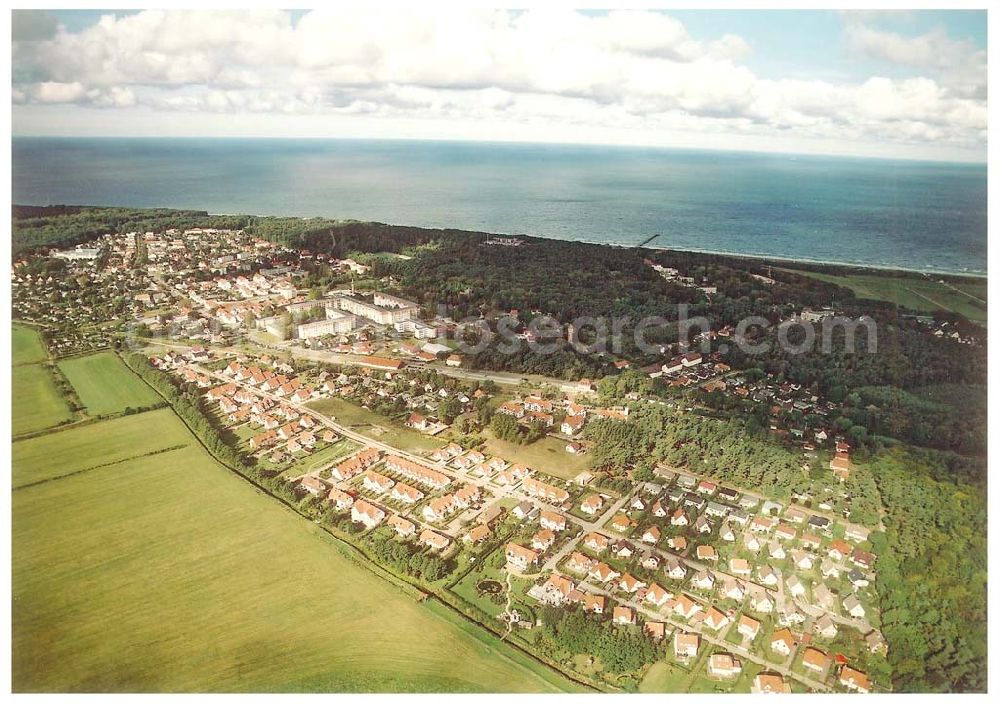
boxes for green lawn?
[12,364,74,436]
[12,408,579,693]
[780,269,987,323]
[12,408,191,488]
[482,432,592,481]
[307,397,444,454]
[13,325,49,365]
[639,660,694,692]
[280,438,362,478]
[58,351,162,416]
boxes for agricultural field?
[12,324,74,436]
[307,397,444,454]
[12,408,190,488]
[58,351,162,416]
[13,324,49,365]
[781,269,987,323]
[12,363,74,436]
[12,409,578,692]
[482,432,592,481]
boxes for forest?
[866,448,986,692]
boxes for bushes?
[541,610,661,675]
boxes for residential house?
[464,524,490,544]
[327,488,354,510]
[613,606,635,625]
[567,552,597,575]
[505,543,539,571]
[387,515,416,537]
[801,647,830,674]
[580,494,604,515]
[390,482,425,505]
[703,607,730,632]
[674,632,700,660]
[738,614,761,641]
[843,594,866,618]
[696,545,719,562]
[814,614,838,639]
[770,628,795,657]
[540,511,567,532]
[707,653,742,679]
[645,583,672,607]
[532,528,555,551]
[583,532,609,553]
[839,666,872,694]
[752,673,791,694]
[420,529,451,551]
[362,470,395,495]
[351,499,385,529]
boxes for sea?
[11,137,988,275]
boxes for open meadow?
[482,432,592,481]
[13,324,48,365]
[12,367,578,692]
[12,363,74,436]
[12,324,75,436]
[307,397,444,454]
[781,269,987,323]
[57,350,162,415]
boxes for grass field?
[307,397,444,454]
[781,269,987,323]
[280,438,362,478]
[482,432,592,481]
[12,408,192,488]
[12,324,74,436]
[13,325,48,365]
[58,351,162,416]
[12,406,579,692]
[12,363,74,436]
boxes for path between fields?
[12,443,188,491]
[500,571,515,640]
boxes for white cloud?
[10,8,987,158]
[844,23,987,98]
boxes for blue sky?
[11,8,988,162]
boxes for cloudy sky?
[10,7,988,162]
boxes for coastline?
[14,201,987,279]
[182,208,989,279]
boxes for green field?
[13,325,48,365]
[12,363,74,436]
[58,351,162,416]
[483,432,592,481]
[12,408,190,488]
[307,397,444,454]
[12,324,74,436]
[781,269,987,323]
[280,438,362,478]
[13,406,579,692]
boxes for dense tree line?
[868,449,986,692]
[538,608,662,675]
[12,205,249,255]
[328,520,452,582]
[839,385,985,455]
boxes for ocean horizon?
[12,136,988,275]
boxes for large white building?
[332,293,419,325]
[296,311,356,339]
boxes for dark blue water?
[12,137,987,274]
